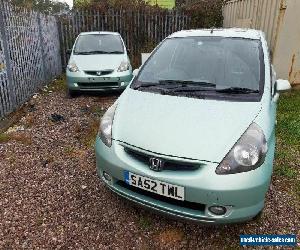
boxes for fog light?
[103,171,112,182]
[208,206,227,215]
[74,83,78,87]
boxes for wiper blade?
[133,80,216,90]
[216,87,259,94]
[159,80,216,87]
[132,82,174,90]
[74,51,110,55]
[106,51,124,54]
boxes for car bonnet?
[112,88,262,163]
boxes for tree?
[10,0,70,14]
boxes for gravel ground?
[0,79,299,249]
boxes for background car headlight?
[216,123,268,175]
[67,63,79,72]
[117,61,130,72]
[98,103,117,147]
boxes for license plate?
[124,171,184,201]
[88,77,111,81]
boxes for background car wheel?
[67,89,79,98]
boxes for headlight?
[98,103,117,147]
[216,123,268,175]
[67,63,79,72]
[117,61,130,72]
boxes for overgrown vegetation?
[274,90,300,195]
[9,0,69,14]
[73,0,224,28]
[0,132,32,145]
[178,0,223,28]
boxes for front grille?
[124,147,200,171]
[77,82,119,89]
[84,70,114,76]
[116,180,206,212]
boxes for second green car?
[66,32,133,96]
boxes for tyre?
[67,89,79,98]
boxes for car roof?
[169,28,263,40]
[79,31,121,36]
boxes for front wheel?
[67,89,80,98]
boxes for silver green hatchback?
[95,29,291,224]
[66,32,132,97]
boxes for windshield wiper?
[106,50,124,54]
[74,50,110,55]
[216,87,259,94]
[159,80,216,88]
[133,80,216,90]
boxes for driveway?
[0,77,299,249]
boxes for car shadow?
[79,89,124,98]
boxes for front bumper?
[66,70,133,91]
[95,137,273,224]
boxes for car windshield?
[74,34,124,54]
[134,36,263,99]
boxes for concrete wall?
[223,0,300,85]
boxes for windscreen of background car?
[137,37,262,91]
[74,34,124,53]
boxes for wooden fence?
[58,9,191,67]
[0,0,62,118]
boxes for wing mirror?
[133,68,139,77]
[276,79,291,92]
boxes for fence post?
[56,16,65,70]
[37,12,47,84]
[0,0,16,109]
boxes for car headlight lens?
[216,123,268,175]
[98,103,117,147]
[117,61,130,72]
[67,63,79,72]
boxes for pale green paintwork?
[94,29,280,224]
[66,32,133,91]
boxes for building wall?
[272,0,300,85]
[223,0,300,85]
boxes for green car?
[66,32,133,97]
[95,29,291,224]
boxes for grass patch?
[43,75,67,94]
[274,165,297,178]
[64,145,75,154]
[274,89,300,180]
[138,215,152,230]
[90,106,105,118]
[276,90,300,146]
[82,118,99,148]
[0,133,10,143]
[0,132,32,145]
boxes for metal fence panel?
[0,0,62,118]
